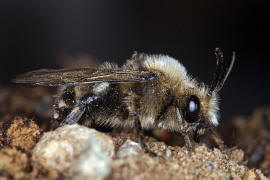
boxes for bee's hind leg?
[59,93,101,126]
[59,105,86,126]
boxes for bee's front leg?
[181,130,193,151]
[175,106,193,151]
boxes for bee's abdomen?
[52,83,124,127]
[52,82,158,129]
[87,84,120,116]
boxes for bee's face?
[178,91,219,142]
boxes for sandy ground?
[0,86,269,179]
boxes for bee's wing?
[12,68,156,86]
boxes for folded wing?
[12,68,156,86]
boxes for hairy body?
[53,53,218,144]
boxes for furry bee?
[12,48,235,150]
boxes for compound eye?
[184,95,200,123]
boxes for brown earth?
[0,86,269,179]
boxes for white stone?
[70,138,112,180]
[117,139,142,158]
[32,124,115,172]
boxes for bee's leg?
[59,105,86,126]
[134,118,157,156]
[60,94,100,126]
[134,118,146,146]
[181,131,193,151]
[176,106,193,151]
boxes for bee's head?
[179,91,218,142]
[178,48,235,142]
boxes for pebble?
[117,139,142,158]
[243,169,259,180]
[70,138,112,180]
[32,124,114,173]
[166,149,172,157]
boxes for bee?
[12,48,235,150]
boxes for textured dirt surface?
[0,147,30,179]
[219,106,270,177]
[0,86,269,179]
[6,117,42,151]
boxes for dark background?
[1,0,270,121]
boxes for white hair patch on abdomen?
[92,82,110,95]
